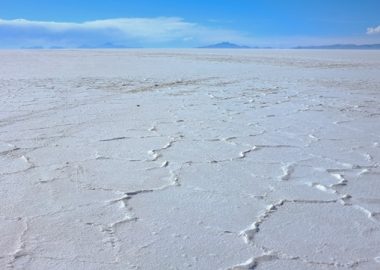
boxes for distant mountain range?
[199,42,250,49]
[78,42,136,49]
[200,42,380,50]
[198,42,271,49]
[20,42,380,50]
[294,44,380,50]
[21,42,138,49]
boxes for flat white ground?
[0,49,380,270]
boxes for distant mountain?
[21,46,44,49]
[198,42,251,49]
[294,44,380,50]
[20,43,136,49]
[78,42,136,49]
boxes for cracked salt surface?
[1,49,380,269]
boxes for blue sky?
[1,0,380,48]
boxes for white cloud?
[367,25,380,35]
[0,17,249,48]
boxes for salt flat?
[0,49,380,270]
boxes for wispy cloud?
[367,25,380,35]
[0,17,249,48]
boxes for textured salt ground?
[0,49,380,269]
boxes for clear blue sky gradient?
[1,0,380,47]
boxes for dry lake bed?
[1,49,380,269]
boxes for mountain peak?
[199,42,250,49]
